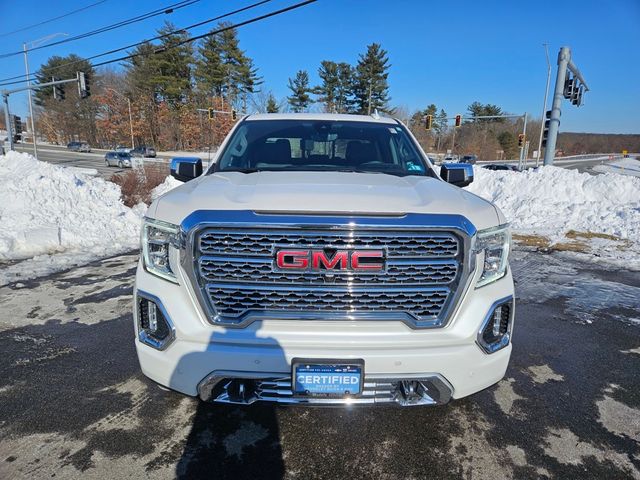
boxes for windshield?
[214,119,429,176]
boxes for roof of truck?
[244,112,399,124]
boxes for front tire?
[118,160,123,168]
[105,159,110,167]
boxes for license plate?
[293,360,363,397]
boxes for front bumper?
[134,258,515,405]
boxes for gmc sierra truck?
[134,113,514,406]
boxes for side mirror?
[171,157,203,182]
[441,163,474,187]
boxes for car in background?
[461,154,478,164]
[67,141,91,153]
[115,145,131,153]
[130,145,156,158]
[443,154,459,163]
[482,164,519,172]
[104,151,133,168]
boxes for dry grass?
[565,230,621,241]
[110,165,170,207]
[512,230,630,254]
[512,234,551,249]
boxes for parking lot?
[0,247,638,479]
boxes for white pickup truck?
[134,113,514,406]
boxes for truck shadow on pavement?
[171,329,287,479]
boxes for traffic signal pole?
[543,46,590,166]
[543,47,570,166]
[1,76,81,152]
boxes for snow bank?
[152,175,183,200]
[467,165,640,266]
[0,151,145,284]
[593,157,640,178]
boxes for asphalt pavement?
[0,248,638,479]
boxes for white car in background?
[134,113,514,407]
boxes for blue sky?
[1,0,639,133]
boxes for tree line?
[28,21,392,151]
[16,21,635,157]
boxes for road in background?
[0,248,638,479]
[10,143,626,177]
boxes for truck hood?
[151,171,500,230]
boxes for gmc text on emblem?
[275,249,385,272]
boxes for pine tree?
[195,23,261,108]
[287,70,312,112]
[435,108,448,135]
[314,61,354,113]
[352,43,391,115]
[146,22,194,105]
[266,93,279,113]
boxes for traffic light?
[541,110,552,148]
[518,134,525,147]
[232,109,237,121]
[208,107,214,120]
[11,115,22,134]
[52,78,65,101]
[77,72,90,98]
[454,114,462,127]
[425,114,432,130]
[563,74,575,100]
[571,85,584,106]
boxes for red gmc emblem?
[275,249,385,272]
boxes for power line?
[0,0,200,59]
[0,0,274,87]
[0,0,108,38]
[89,0,317,69]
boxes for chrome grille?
[190,223,467,328]
[199,257,458,285]
[207,285,450,318]
[199,229,459,258]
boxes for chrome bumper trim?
[197,370,453,407]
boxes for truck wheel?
[118,160,123,168]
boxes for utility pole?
[518,112,528,169]
[536,43,551,167]
[127,98,134,148]
[23,43,38,159]
[3,93,13,151]
[22,33,68,159]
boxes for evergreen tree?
[34,54,98,143]
[352,43,390,114]
[146,22,194,105]
[266,93,279,113]
[287,70,312,112]
[194,23,261,106]
[314,61,354,113]
[497,131,518,158]
[467,101,504,123]
[435,108,448,135]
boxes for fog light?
[477,297,513,354]
[137,292,175,350]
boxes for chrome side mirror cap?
[170,157,203,182]
[441,163,474,187]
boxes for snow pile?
[593,157,640,178]
[0,151,145,284]
[152,175,183,200]
[467,165,640,266]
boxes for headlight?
[141,218,180,282]
[475,224,510,287]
